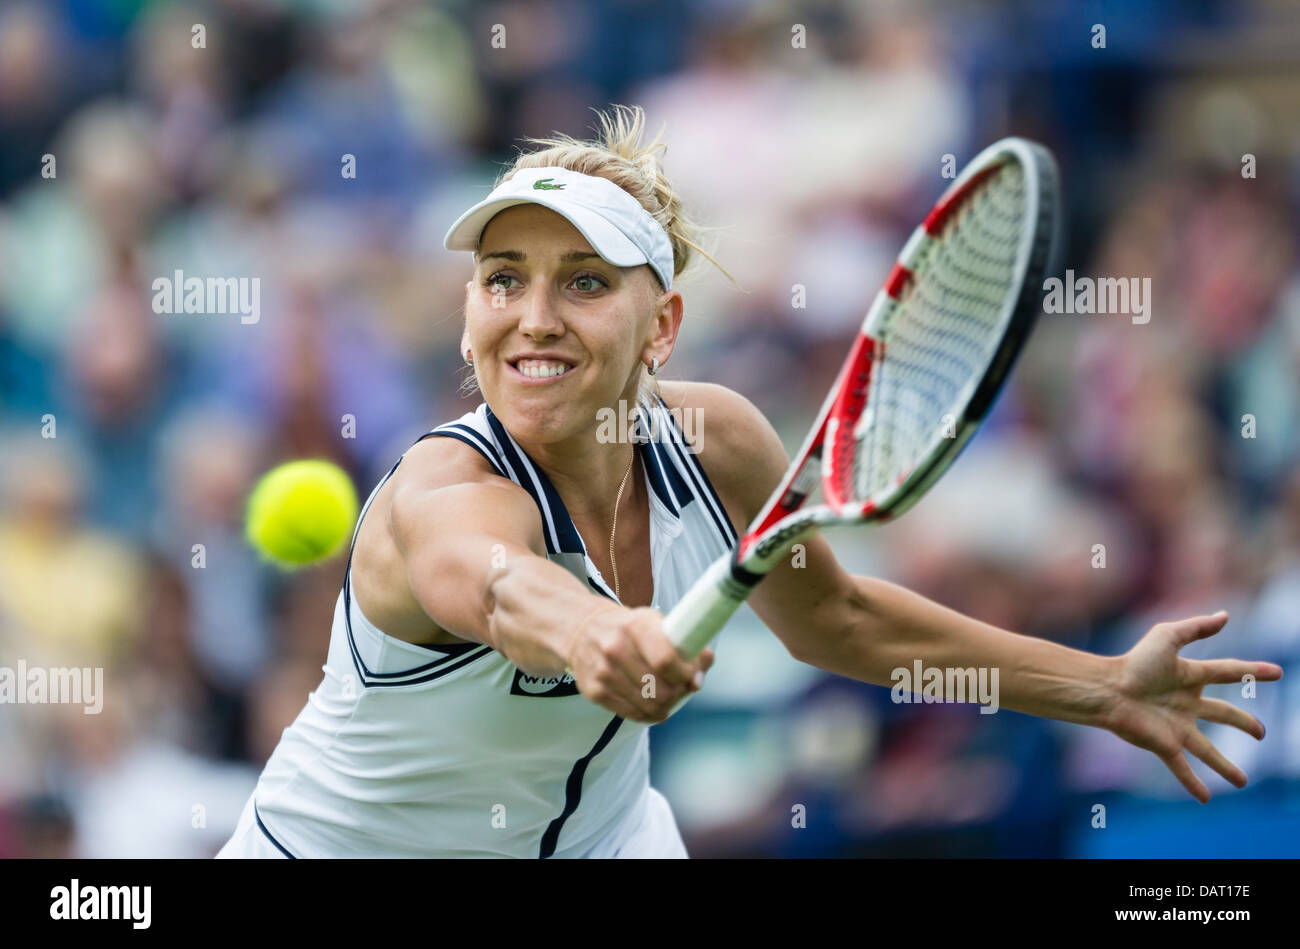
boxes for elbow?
[483,557,518,645]
[781,613,830,669]
[786,628,838,670]
[786,578,871,670]
[784,638,820,668]
[482,552,548,651]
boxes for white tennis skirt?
[215,784,687,859]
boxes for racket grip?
[662,552,757,658]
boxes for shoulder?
[351,417,545,645]
[654,381,789,529]
[379,425,543,546]
[389,428,502,493]
[656,379,758,426]
[386,424,535,509]
[655,380,775,461]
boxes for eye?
[485,272,520,292]
[571,272,608,293]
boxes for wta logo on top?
[596,399,703,454]
[1042,270,1151,324]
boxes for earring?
[648,357,659,376]
[463,351,473,365]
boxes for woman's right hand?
[566,605,714,723]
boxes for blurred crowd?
[1,0,1298,858]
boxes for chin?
[490,392,586,444]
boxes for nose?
[516,281,565,340]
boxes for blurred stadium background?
[2,0,1299,858]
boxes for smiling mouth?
[507,358,575,381]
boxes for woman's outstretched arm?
[665,380,1283,802]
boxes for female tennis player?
[218,106,1282,858]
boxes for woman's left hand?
[1101,610,1284,802]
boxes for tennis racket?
[664,137,1061,704]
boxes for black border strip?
[254,803,297,859]
[638,404,685,515]
[537,715,625,858]
[656,395,738,546]
[428,424,507,476]
[484,408,562,555]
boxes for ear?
[642,288,683,369]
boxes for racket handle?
[662,552,758,658]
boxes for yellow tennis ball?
[245,459,359,567]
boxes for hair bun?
[504,104,730,287]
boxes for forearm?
[485,554,618,676]
[393,477,617,676]
[808,575,1119,727]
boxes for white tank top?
[250,393,737,857]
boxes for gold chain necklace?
[608,445,637,601]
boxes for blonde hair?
[460,105,729,404]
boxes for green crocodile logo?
[533,178,565,191]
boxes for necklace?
[608,446,637,601]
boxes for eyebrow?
[476,250,604,265]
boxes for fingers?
[584,651,675,722]
[628,609,704,694]
[569,607,653,720]
[1198,697,1265,740]
[586,684,653,723]
[1156,612,1283,684]
[1184,729,1247,789]
[1157,722,1250,803]
[625,614,716,720]
[1191,658,1284,686]
[1163,610,1229,647]
[572,606,711,723]
[585,623,668,722]
[1161,751,1211,804]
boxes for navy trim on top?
[342,543,494,687]
[655,395,738,547]
[337,426,497,687]
[638,441,678,516]
[483,409,564,555]
[538,714,625,858]
[406,639,483,656]
[254,802,297,859]
[635,402,689,515]
[485,405,607,558]
[522,455,590,556]
[427,423,507,477]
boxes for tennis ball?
[245,459,359,567]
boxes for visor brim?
[443,195,649,269]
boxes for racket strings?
[847,161,1028,503]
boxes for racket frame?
[664,137,1061,666]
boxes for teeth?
[516,359,571,379]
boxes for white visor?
[443,166,674,290]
